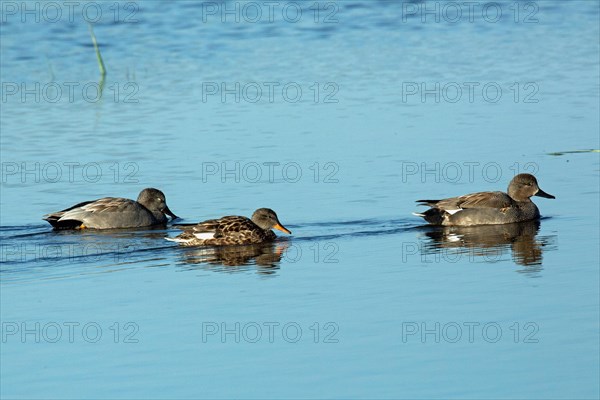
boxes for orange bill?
[273,223,291,235]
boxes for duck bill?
[162,205,179,220]
[273,223,291,235]
[535,188,555,199]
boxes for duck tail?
[416,199,440,207]
[43,214,83,229]
[413,208,445,225]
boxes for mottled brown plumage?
[167,208,291,246]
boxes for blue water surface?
[1,1,599,398]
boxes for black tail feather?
[43,215,83,230]
[414,208,445,225]
[416,199,441,207]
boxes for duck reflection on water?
[176,239,291,275]
[417,220,557,267]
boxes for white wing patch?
[193,232,216,240]
[165,237,190,243]
[446,208,463,215]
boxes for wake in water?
[0,218,414,280]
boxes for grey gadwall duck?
[414,173,555,226]
[43,188,178,229]
[167,208,291,246]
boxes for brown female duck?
[167,208,291,246]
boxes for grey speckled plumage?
[43,188,178,229]
[167,208,291,246]
[414,174,555,226]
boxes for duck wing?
[417,191,514,212]
[43,200,96,225]
[189,216,256,239]
[59,197,137,219]
[43,197,141,228]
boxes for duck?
[167,208,291,246]
[43,188,178,229]
[414,173,555,226]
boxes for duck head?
[508,174,555,202]
[251,208,291,234]
[138,188,179,219]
